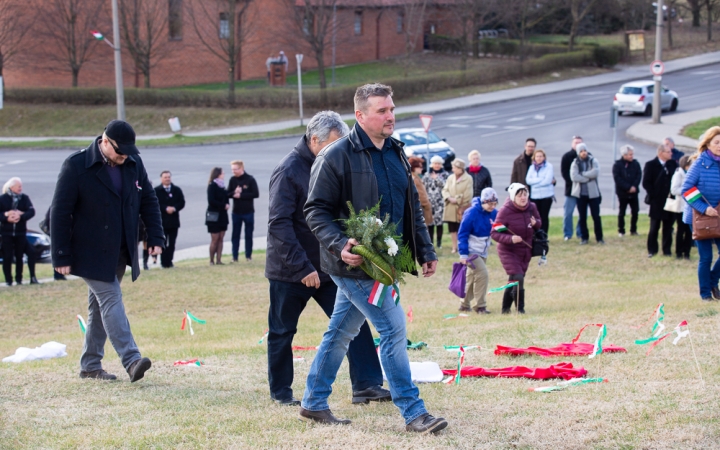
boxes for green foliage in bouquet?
[342,201,417,284]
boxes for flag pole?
[686,324,704,385]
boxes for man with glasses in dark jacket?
[265,111,389,407]
[51,120,164,383]
[301,84,447,434]
[612,145,642,237]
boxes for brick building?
[2,0,457,89]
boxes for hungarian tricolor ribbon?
[683,186,702,203]
[443,313,470,320]
[77,315,87,334]
[487,281,519,294]
[180,310,206,335]
[442,346,467,385]
[631,303,665,337]
[368,281,400,308]
[529,377,608,392]
[258,328,269,344]
[174,359,203,367]
[635,320,690,355]
[407,305,413,323]
[291,346,318,351]
[492,223,508,233]
[570,324,607,359]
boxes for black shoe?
[5,282,11,286]
[597,240,605,245]
[473,306,491,314]
[648,253,656,258]
[501,288,514,314]
[127,357,152,382]
[405,413,448,434]
[80,369,117,380]
[712,287,720,300]
[143,262,149,270]
[580,240,588,245]
[352,385,391,404]
[30,277,39,284]
[631,232,639,236]
[458,305,471,312]
[299,407,351,425]
[518,288,525,314]
[274,397,301,406]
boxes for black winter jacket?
[206,182,229,227]
[227,173,259,214]
[612,158,642,198]
[467,166,493,198]
[304,124,436,279]
[561,149,577,197]
[265,137,329,284]
[154,184,185,229]
[642,157,678,220]
[51,138,164,282]
[0,193,35,236]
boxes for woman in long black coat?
[0,177,35,285]
[206,167,230,265]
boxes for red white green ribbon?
[407,305,413,323]
[631,303,664,331]
[683,186,702,203]
[258,328,269,344]
[173,359,203,367]
[529,377,608,392]
[492,223,508,232]
[77,315,86,334]
[368,281,400,308]
[636,320,690,355]
[443,313,470,320]
[487,281,518,294]
[291,346,317,351]
[180,310,206,335]
[571,324,607,359]
[442,345,480,385]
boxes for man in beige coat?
[442,159,474,253]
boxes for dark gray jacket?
[51,138,164,282]
[265,136,329,284]
[304,124,436,279]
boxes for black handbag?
[532,229,549,257]
[205,210,220,223]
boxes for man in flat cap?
[51,120,164,383]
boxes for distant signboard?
[628,33,645,51]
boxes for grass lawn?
[683,117,720,140]
[1,215,718,448]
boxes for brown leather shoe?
[473,306,491,314]
[79,369,117,380]
[127,357,152,382]
[299,407,351,425]
[458,305,471,312]
[405,413,448,434]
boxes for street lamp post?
[296,54,304,127]
[652,0,663,124]
[111,0,126,121]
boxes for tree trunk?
[692,2,701,26]
[317,50,327,90]
[568,23,578,51]
[667,9,673,48]
[0,52,4,77]
[228,65,236,106]
[72,68,79,87]
[707,0,713,41]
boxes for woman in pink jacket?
[491,183,541,314]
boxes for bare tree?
[684,0,702,27]
[119,0,173,88]
[0,0,31,79]
[280,0,341,90]
[450,0,497,70]
[666,0,677,47]
[568,0,599,50]
[704,0,720,41]
[36,0,105,87]
[397,0,427,76]
[503,0,559,61]
[188,0,255,105]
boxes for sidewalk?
[625,106,720,150]
[3,51,720,143]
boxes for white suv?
[613,81,679,116]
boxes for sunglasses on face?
[107,139,123,155]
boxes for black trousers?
[648,212,674,256]
[617,195,639,234]
[674,213,693,257]
[577,196,603,242]
[267,279,382,401]
[428,224,443,248]
[532,197,553,235]
[2,234,26,284]
[161,227,178,267]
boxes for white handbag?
[664,195,684,213]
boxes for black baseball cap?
[104,120,140,156]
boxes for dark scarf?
[10,192,20,209]
[532,161,545,172]
[706,150,720,163]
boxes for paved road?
[2,62,719,250]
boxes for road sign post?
[651,0,664,124]
[419,114,433,171]
[610,105,619,209]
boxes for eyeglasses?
[572,135,583,140]
[107,139,123,155]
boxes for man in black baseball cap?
[51,119,164,383]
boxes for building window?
[354,11,362,35]
[397,12,403,34]
[303,15,313,36]
[219,12,230,39]
[429,24,436,34]
[168,0,182,40]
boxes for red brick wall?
[3,1,448,89]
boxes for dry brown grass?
[1,216,719,448]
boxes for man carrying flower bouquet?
[302,83,446,434]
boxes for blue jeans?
[694,237,720,299]
[267,279,382,400]
[302,275,427,424]
[231,212,254,260]
[563,196,583,239]
[80,256,141,372]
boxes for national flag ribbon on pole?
[529,377,608,393]
[77,315,87,334]
[180,310,206,336]
[683,187,702,204]
[635,320,690,355]
[487,281,518,294]
[91,30,104,40]
[492,223,508,233]
[368,281,400,308]
[631,303,664,332]
[570,324,607,359]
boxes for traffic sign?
[419,114,433,132]
[650,60,664,76]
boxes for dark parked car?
[392,128,455,172]
[0,230,51,264]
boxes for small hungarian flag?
[683,187,702,203]
[91,30,104,40]
[492,223,508,233]
[368,281,400,308]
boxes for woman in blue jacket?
[525,149,554,236]
[458,188,498,314]
[681,126,720,301]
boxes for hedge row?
[6,49,597,110]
